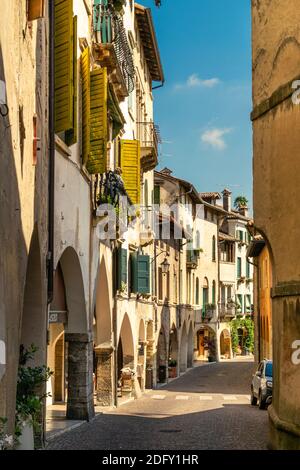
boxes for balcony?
[93,3,135,101]
[138,122,161,172]
[219,303,236,320]
[202,305,217,322]
[186,249,200,269]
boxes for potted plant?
[15,345,53,450]
[168,359,177,378]
[207,339,216,362]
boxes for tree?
[234,196,249,210]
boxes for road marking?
[223,395,237,401]
[199,396,213,401]
[175,395,189,400]
[151,395,166,400]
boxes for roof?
[219,232,238,242]
[199,192,221,200]
[247,239,266,258]
[135,4,164,83]
[154,170,201,205]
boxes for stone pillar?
[94,343,114,406]
[145,338,155,388]
[65,333,95,421]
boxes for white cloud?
[201,128,233,150]
[174,73,220,90]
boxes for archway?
[156,326,167,383]
[196,326,216,361]
[117,314,135,397]
[168,325,178,378]
[180,322,188,373]
[94,257,113,406]
[145,321,154,389]
[220,329,231,359]
[137,320,146,391]
[21,228,46,366]
[47,247,94,421]
[187,323,194,368]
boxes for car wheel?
[258,390,266,410]
[250,389,257,406]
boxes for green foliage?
[168,359,177,367]
[0,417,15,450]
[15,345,53,442]
[234,196,249,210]
[230,318,254,354]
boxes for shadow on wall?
[0,41,27,431]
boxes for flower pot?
[168,366,177,378]
[16,418,34,450]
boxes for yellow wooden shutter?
[87,68,108,174]
[66,15,77,145]
[81,47,90,164]
[54,0,73,133]
[120,140,141,205]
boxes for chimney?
[160,167,173,176]
[239,206,249,217]
[222,188,232,212]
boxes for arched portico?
[47,247,94,421]
[156,326,167,383]
[117,314,135,397]
[180,322,188,373]
[137,319,146,391]
[169,325,179,378]
[94,257,113,406]
[220,328,232,359]
[187,323,194,368]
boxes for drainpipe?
[113,246,118,407]
[47,0,55,305]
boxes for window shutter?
[54,0,74,133]
[120,140,141,205]
[87,67,108,174]
[66,15,78,146]
[137,255,150,294]
[154,185,160,205]
[81,46,90,164]
[117,248,127,289]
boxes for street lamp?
[161,257,170,275]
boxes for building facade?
[252,0,300,449]
[0,0,49,434]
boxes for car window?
[265,362,273,377]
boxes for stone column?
[65,333,95,421]
[94,343,114,406]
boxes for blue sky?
[141,0,253,208]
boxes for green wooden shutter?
[237,257,242,277]
[120,140,141,205]
[87,67,108,174]
[154,185,160,205]
[117,248,127,289]
[54,0,74,133]
[81,47,90,164]
[66,15,77,145]
[137,255,150,294]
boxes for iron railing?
[137,122,161,155]
[93,1,135,93]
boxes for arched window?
[212,236,216,261]
[195,278,200,305]
[212,280,216,305]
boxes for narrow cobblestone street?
[47,358,269,450]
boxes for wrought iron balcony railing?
[93,1,135,100]
[137,122,161,171]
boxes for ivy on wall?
[230,318,254,354]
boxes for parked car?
[251,359,272,409]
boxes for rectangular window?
[167,271,170,301]
[238,230,244,241]
[117,247,127,290]
[158,268,163,301]
[154,185,160,205]
[246,261,250,278]
[237,257,242,278]
[237,294,243,313]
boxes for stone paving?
[46,358,269,450]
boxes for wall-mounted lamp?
[161,257,170,275]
